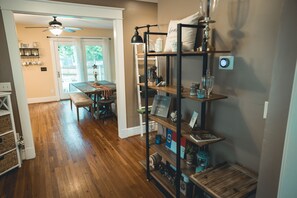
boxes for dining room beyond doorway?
[14,13,116,103]
[51,37,113,100]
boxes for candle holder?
[198,0,219,51]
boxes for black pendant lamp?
[131,27,144,44]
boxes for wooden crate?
[0,114,12,135]
[0,132,16,153]
[0,150,18,174]
[190,163,258,198]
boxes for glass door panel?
[84,44,104,81]
[82,39,111,82]
[54,40,82,99]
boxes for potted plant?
[185,143,197,165]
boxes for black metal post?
[176,23,183,198]
[201,47,208,130]
[166,56,170,86]
[207,0,210,17]
[144,31,150,180]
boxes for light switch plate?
[0,82,12,91]
[219,56,234,70]
[263,101,269,119]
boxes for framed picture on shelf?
[150,95,171,118]
[189,111,199,128]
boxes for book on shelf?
[150,95,171,118]
[190,131,221,143]
[166,129,186,159]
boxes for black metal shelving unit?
[141,24,229,197]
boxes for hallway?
[0,101,162,197]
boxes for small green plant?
[185,143,197,165]
[185,143,197,155]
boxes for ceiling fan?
[25,16,83,36]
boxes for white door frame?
[0,0,127,159]
[277,60,297,197]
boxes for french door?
[51,38,110,99]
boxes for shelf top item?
[150,95,171,118]
[190,162,258,198]
[164,12,203,52]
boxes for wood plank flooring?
[0,101,162,198]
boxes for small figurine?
[170,111,178,122]
[170,111,177,122]
[148,66,158,83]
[92,64,98,83]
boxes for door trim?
[0,0,127,159]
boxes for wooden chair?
[69,92,94,121]
[97,98,115,120]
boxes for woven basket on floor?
[0,150,18,173]
[0,115,12,135]
[0,133,16,153]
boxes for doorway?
[51,38,112,100]
[1,0,127,159]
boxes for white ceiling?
[14,13,114,29]
[13,0,158,29]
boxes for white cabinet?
[0,92,21,175]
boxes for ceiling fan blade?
[63,29,76,33]
[64,27,83,31]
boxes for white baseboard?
[25,147,36,159]
[119,122,158,139]
[27,96,59,104]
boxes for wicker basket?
[0,150,18,174]
[0,115,12,135]
[0,133,16,153]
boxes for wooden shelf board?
[183,131,225,147]
[149,115,225,147]
[190,163,258,198]
[19,48,38,50]
[139,160,176,197]
[149,115,192,134]
[21,55,40,58]
[138,83,228,102]
[151,144,195,177]
[182,89,228,102]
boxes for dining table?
[70,80,116,119]
[70,80,116,96]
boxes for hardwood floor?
[0,101,162,198]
